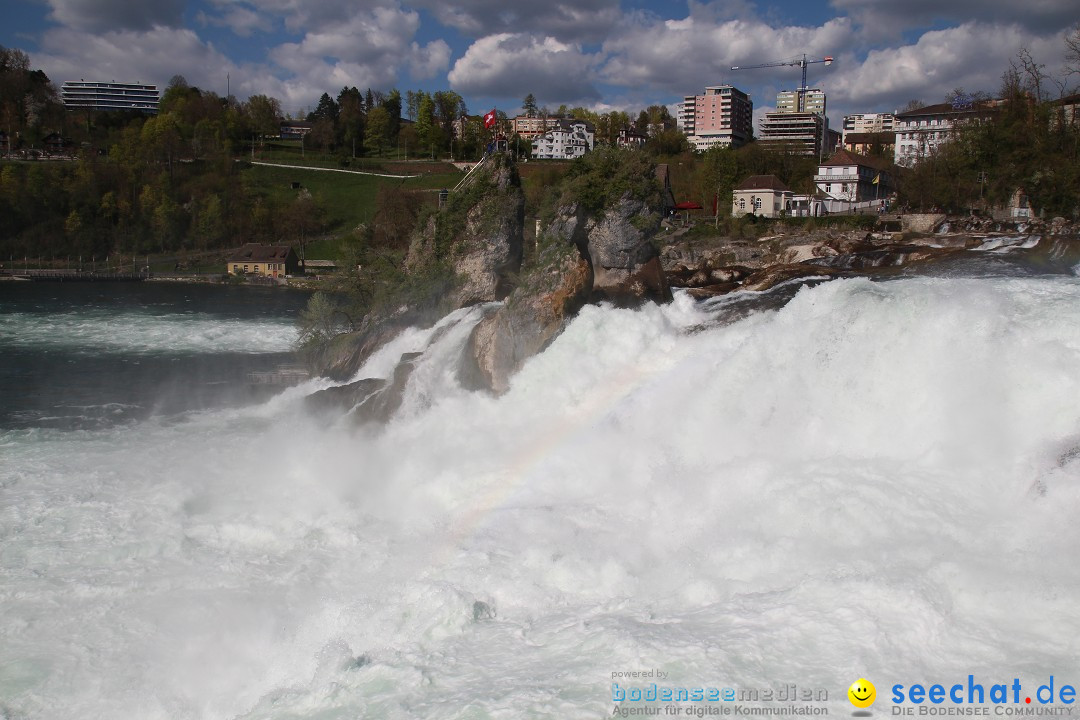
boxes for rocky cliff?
[312,149,674,399]
[404,153,524,309]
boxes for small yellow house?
[227,244,300,278]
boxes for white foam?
[3,276,1080,718]
[0,309,297,354]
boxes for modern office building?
[757,87,829,156]
[679,85,753,151]
[776,88,826,116]
[758,111,827,156]
[61,80,159,114]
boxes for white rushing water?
[3,276,1080,719]
[0,308,297,354]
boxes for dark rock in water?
[304,378,385,414]
[739,264,844,292]
[306,309,427,382]
[350,352,422,424]
[303,351,422,425]
[460,244,593,394]
[472,600,495,621]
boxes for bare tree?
[1065,24,1080,89]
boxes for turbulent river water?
[2,240,1080,719]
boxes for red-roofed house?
[227,244,300,278]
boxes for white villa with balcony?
[815,149,893,212]
[531,119,595,159]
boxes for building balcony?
[814,173,859,182]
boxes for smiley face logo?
[848,678,876,708]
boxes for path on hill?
[249,160,423,179]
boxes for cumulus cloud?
[410,0,621,43]
[34,25,235,90]
[599,12,852,95]
[824,22,1067,112]
[409,39,452,80]
[197,4,274,37]
[43,0,185,32]
[448,33,603,105]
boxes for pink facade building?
[679,85,753,151]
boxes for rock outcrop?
[460,242,593,394]
[405,153,524,308]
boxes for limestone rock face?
[545,194,669,305]
[405,154,524,309]
[460,244,593,394]
[583,195,667,302]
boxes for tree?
[307,92,339,123]
[335,86,365,157]
[283,192,323,268]
[1066,24,1080,86]
[699,146,739,219]
[365,105,390,155]
[244,94,282,139]
[522,93,538,117]
[381,88,401,143]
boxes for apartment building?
[61,80,159,113]
[531,118,595,159]
[894,101,996,167]
[758,111,826,156]
[511,116,562,140]
[776,88,826,116]
[679,85,753,151]
[842,112,894,137]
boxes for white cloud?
[448,33,603,105]
[599,13,853,96]
[824,22,1068,113]
[409,0,621,43]
[409,39,452,80]
[197,5,274,37]
[34,25,235,90]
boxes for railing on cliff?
[452,153,489,193]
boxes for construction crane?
[730,54,834,112]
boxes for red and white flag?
[483,109,497,129]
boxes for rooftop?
[227,243,295,262]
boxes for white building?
[531,119,595,159]
[842,113,894,142]
[679,85,754,151]
[732,175,793,218]
[61,80,159,113]
[814,149,893,212]
[894,101,996,167]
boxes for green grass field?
[240,162,462,243]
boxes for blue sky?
[2,0,1077,128]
